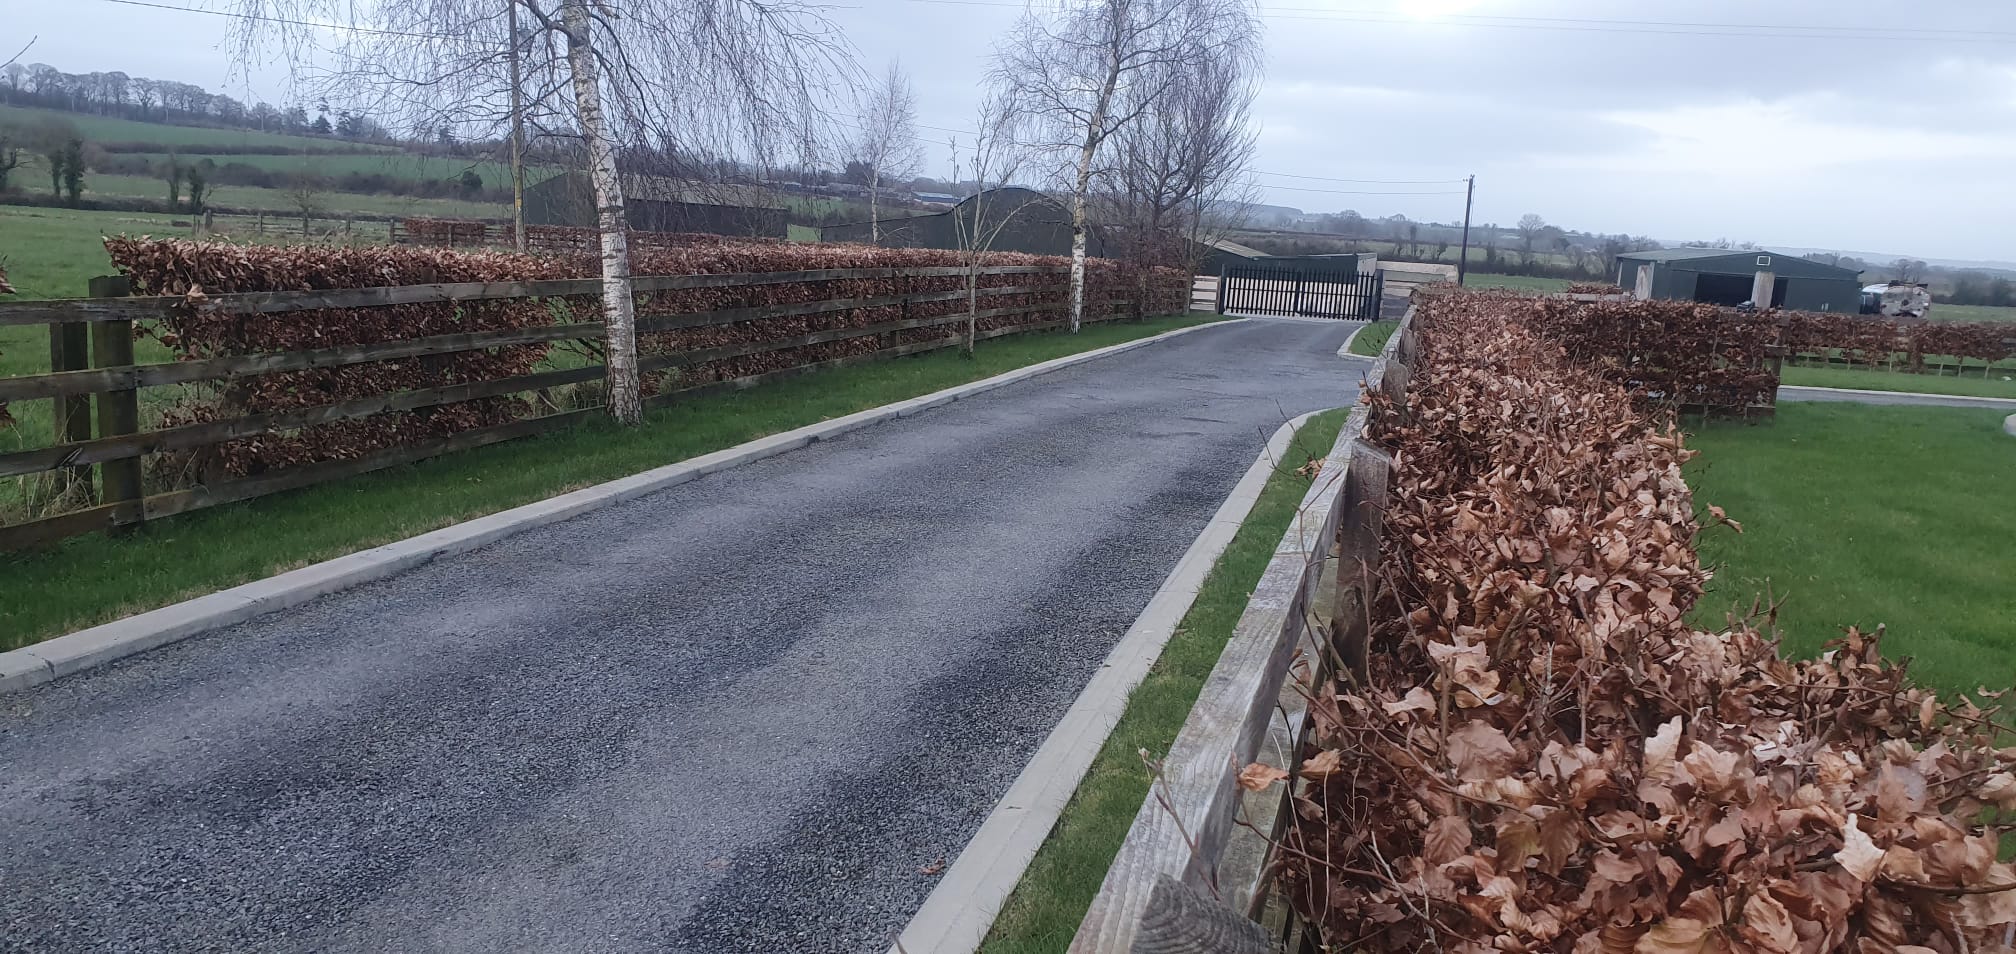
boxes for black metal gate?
[1215,264,1384,320]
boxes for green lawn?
[0,314,1221,647]
[1932,302,2016,323]
[1349,319,1396,356]
[979,408,1347,954]
[786,224,821,242]
[1781,364,2016,400]
[73,170,510,219]
[119,151,561,189]
[1686,403,2016,696]
[1468,273,1573,293]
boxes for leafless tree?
[949,93,1047,355]
[1515,212,1547,265]
[286,172,327,236]
[853,60,922,243]
[225,0,854,425]
[993,0,1259,332]
[1096,47,1259,313]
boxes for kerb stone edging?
[0,318,1244,695]
[885,408,1332,954]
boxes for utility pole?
[507,0,527,253]
[1456,174,1474,286]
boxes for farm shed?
[819,187,1104,257]
[1613,248,1862,312]
[1196,237,1269,275]
[525,173,788,239]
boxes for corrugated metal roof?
[1616,247,1753,262]
[1615,247,1860,278]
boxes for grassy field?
[117,151,561,189]
[1469,273,1574,293]
[0,104,393,153]
[1781,364,2016,400]
[1932,302,2016,323]
[786,224,821,242]
[16,167,513,219]
[0,313,1221,646]
[980,407,1348,954]
[1349,318,1396,356]
[1687,403,2016,696]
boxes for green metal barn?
[1612,248,1863,312]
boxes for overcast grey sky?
[17,0,2016,260]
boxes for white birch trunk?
[562,1,642,425]
[1067,53,1122,334]
[869,167,880,243]
[1068,132,1099,334]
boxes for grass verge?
[1349,319,1396,356]
[1686,402,2016,696]
[978,407,1349,954]
[1469,273,1573,293]
[1780,364,2016,400]
[0,314,1221,648]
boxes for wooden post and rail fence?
[0,264,1161,551]
[1067,308,1418,953]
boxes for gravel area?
[0,318,1359,954]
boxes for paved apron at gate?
[0,319,1360,954]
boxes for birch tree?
[1100,45,1259,305]
[992,0,1257,332]
[950,92,1048,355]
[226,0,851,424]
[853,61,922,243]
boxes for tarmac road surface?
[0,318,1363,954]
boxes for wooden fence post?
[87,275,143,527]
[47,318,94,499]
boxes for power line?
[1250,6,2016,40]
[897,0,2016,44]
[1258,171,1466,185]
[1260,184,1468,196]
[88,0,466,40]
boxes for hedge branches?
[1267,290,2016,953]
[100,238,1187,479]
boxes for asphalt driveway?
[0,318,1362,953]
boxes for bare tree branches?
[991,0,1260,331]
[1,36,35,72]
[853,61,923,242]
[224,0,857,424]
[1100,45,1260,279]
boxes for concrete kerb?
[0,318,1247,696]
[2005,413,2016,438]
[1778,384,2016,408]
[1336,321,1375,359]
[885,408,1330,954]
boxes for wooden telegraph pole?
[1456,174,1475,286]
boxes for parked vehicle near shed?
[1860,282,1933,318]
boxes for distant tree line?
[0,62,396,142]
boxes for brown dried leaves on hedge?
[1522,293,1782,411]
[1274,290,2016,953]
[102,238,1186,477]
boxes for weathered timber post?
[88,275,143,528]
[47,314,94,500]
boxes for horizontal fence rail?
[0,263,1181,550]
[0,266,1068,326]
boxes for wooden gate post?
[1215,265,1228,315]
[47,319,95,499]
[87,275,144,528]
